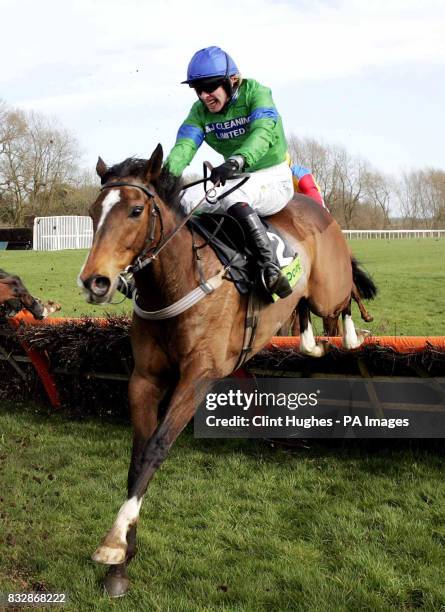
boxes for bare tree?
[329,146,370,228]
[288,134,400,229]
[0,106,29,224]
[363,170,393,228]
[0,103,81,225]
[287,134,337,205]
[396,169,445,229]
[420,169,445,227]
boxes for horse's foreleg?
[102,371,164,597]
[277,309,297,336]
[298,298,328,357]
[291,310,300,336]
[92,370,211,567]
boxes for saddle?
[187,212,301,297]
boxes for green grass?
[0,249,132,319]
[346,239,445,336]
[1,238,445,334]
[1,402,444,611]
[1,240,445,609]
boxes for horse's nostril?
[88,275,111,297]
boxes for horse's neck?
[135,205,195,310]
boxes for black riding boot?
[228,202,293,298]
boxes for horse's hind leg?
[352,284,374,322]
[341,302,369,349]
[298,298,328,357]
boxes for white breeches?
[180,161,294,217]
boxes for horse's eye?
[129,206,144,218]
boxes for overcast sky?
[1,0,444,178]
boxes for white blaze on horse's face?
[97,190,121,231]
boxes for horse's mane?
[102,157,185,217]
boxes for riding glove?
[210,158,240,186]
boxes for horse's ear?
[96,156,108,179]
[145,144,163,182]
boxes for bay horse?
[0,269,47,319]
[79,145,375,596]
[0,277,18,304]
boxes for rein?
[101,162,250,274]
[100,168,250,320]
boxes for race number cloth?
[188,212,302,298]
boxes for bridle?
[99,167,249,275]
[98,169,250,319]
[100,181,164,274]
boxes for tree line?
[0,101,95,226]
[287,135,445,229]
[1,100,444,229]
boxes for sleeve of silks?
[232,82,280,168]
[164,105,205,177]
[291,164,325,208]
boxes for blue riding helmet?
[182,46,239,84]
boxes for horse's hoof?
[301,340,329,358]
[344,329,371,349]
[103,567,130,598]
[92,544,126,565]
[312,342,328,357]
[356,329,371,344]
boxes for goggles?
[192,78,226,96]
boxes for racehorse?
[0,269,47,319]
[79,145,376,596]
[0,277,19,304]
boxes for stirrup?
[260,264,292,299]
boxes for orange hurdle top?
[10,310,445,354]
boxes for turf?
[346,239,445,336]
[0,249,132,319]
[0,403,444,611]
[1,238,444,334]
[1,240,445,609]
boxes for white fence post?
[31,218,444,250]
[343,229,445,239]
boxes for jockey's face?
[195,76,238,113]
[198,85,228,113]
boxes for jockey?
[290,162,327,209]
[164,45,293,299]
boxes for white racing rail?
[32,215,444,250]
[33,215,93,251]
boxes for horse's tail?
[351,257,377,300]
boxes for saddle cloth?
[187,212,302,299]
